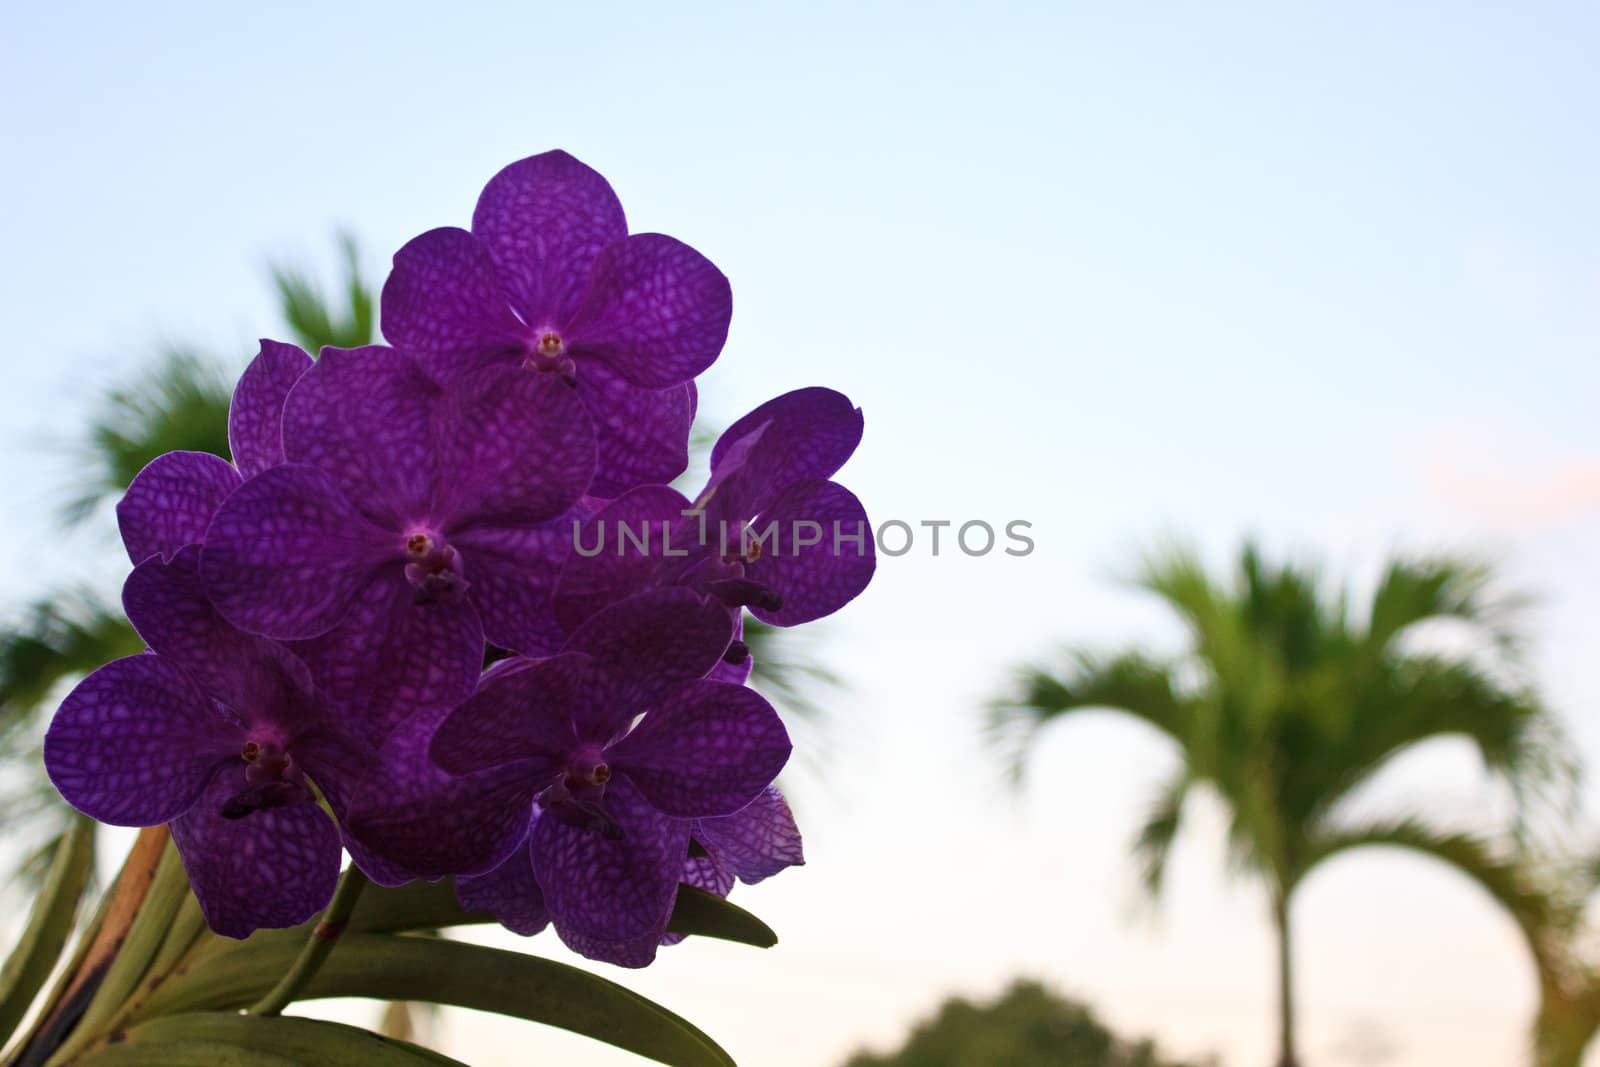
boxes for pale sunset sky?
[3,4,1598,1065]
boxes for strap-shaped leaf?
[77,1013,464,1066]
[348,877,487,934]
[344,877,776,948]
[55,841,191,1063]
[0,817,95,1046]
[666,886,777,948]
[136,934,734,1067]
[77,1045,300,1067]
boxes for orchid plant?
[0,150,875,1067]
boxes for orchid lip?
[400,528,469,603]
[224,737,310,818]
[524,329,577,379]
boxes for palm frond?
[268,231,375,353]
[986,650,1190,784]
[0,591,141,721]
[1315,655,1575,833]
[1130,768,1193,900]
[1363,554,1526,660]
[1303,817,1576,986]
[743,617,838,723]
[61,349,232,524]
[0,592,140,858]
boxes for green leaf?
[666,885,778,948]
[137,934,735,1067]
[347,877,488,934]
[78,1014,464,1067]
[54,840,194,1063]
[345,878,775,949]
[0,816,95,1046]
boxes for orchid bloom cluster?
[44,150,874,967]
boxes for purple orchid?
[43,548,376,938]
[460,784,803,952]
[380,149,730,497]
[456,833,551,937]
[347,589,788,966]
[116,339,311,566]
[555,387,875,641]
[200,344,596,742]
[695,785,806,886]
[49,148,864,979]
[658,786,805,948]
[340,588,742,881]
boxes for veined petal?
[123,546,287,709]
[343,705,540,879]
[609,682,789,818]
[429,654,588,775]
[434,365,594,527]
[201,463,396,641]
[44,655,239,826]
[117,451,241,565]
[456,835,552,936]
[710,387,864,494]
[660,851,736,947]
[696,786,804,884]
[229,339,312,479]
[381,226,528,378]
[557,924,667,969]
[566,233,731,389]
[553,486,692,633]
[562,588,734,721]
[170,764,342,939]
[452,518,572,658]
[748,479,875,626]
[282,345,441,526]
[288,576,482,747]
[577,363,695,499]
[531,775,685,967]
[471,150,626,327]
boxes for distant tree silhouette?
[839,980,1208,1067]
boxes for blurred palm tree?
[1356,819,1600,1066]
[989,543,1568,1067]
[1459,843,1600,1067]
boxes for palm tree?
[1450,842,1600,1067]
[989,542,1568,1067]
[1347,820,1600,1066]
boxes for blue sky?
[3,3,1599,1064]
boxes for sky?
[3,2,1599,1065]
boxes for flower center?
[720,523,765,565]
[402,528,469,604]
[540,752,623,839]
[240,738,294,781]
[222,737,310,819]
[524,329,577,380]
[564,760,611,790]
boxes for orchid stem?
[249,866,369,1017]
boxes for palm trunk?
[1273,892,1299,1067]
